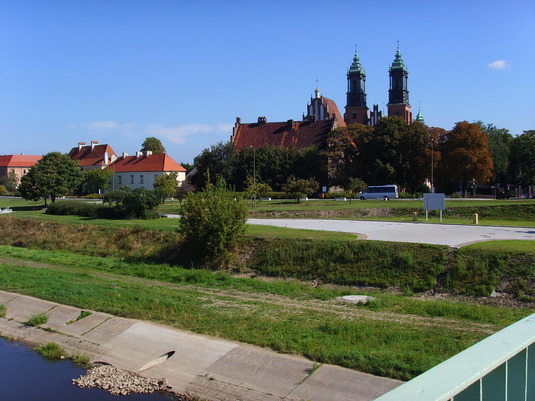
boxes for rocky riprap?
[73,364,170,396]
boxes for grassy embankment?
[0,198,533,380]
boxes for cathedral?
[231,46,423,151]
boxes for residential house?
[108,151,186,190]
[0,154,42,187]
[67,141,117,171]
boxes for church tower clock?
[387,45,412,124]
[344,49,369,125]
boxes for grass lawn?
[0,246,532,381]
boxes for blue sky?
[1,0,534,164]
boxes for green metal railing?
[375,313,535,401]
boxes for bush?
[0,185,9,196]
[103,187,164,219]
[180,182,248,266]
[46,200,109,217]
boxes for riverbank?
[0,290,401,401]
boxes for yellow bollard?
[413,212,418,221]
[473,213,479,224]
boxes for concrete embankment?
[0,290,401,401]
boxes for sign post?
[423,193,446,222]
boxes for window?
[140,175,144,184]
[118,176,122,185]
[130,175,134,184]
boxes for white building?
[109,151,186,190]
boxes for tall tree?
[437,121,493,194]
[191,141,237,189]
[356,117,409,187]
[397,120,430,193]
[509,130,535,188]
[326,124,372,187]
[153,172,179,199]
[19,152,83,206]
[478,122,512,185]
[79,168,112,195]
[140,137,166,154]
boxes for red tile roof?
[108,153,186,173]
[231,119,334,150]
[0,155,42,167]
[322,97,346,127]
[68,143,117,167]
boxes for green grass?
[464,240,535,254]
[245,224,358,241]
[0,304,5,318]
[35,342,64,359]
[26,312,49,327]
[0,259,530,380]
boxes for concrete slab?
[289,364,402,401]
[79,316,135,345]
[0,290,20,305]
[43,304,82,330]
[3,294,57,323]
[193,346,313,398]
[98,322,239,391]
[58,311,113,338]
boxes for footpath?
[0,290,401,401]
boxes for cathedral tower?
[344,49,369,125]
[387,46,412,124]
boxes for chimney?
[122,152,129,158]
[136,151,142,158]
[235,117,241,126]
[78,142,86,151]
[91,140,98,151]
[104,152,109,166]
[257,116,267,125]
[146,151,152,157]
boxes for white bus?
[357,185,399,200]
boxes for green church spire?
[349,48,366,76]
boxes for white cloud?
[488,60,510,70]
[83,121,135,130]
[148,123,233,144]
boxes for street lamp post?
[431,138,434,193]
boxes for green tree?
[326,124,372,187]
[80,168,112,195]
[282,175,319,203]
[509,130,535,188]
[19,152,83,206]
[437,121,494,194]
[153,172,178,199]
[479,122,513,185]
[356,117,409,186]
[244,175,272,204]
[191,141,237,189]
[140,137,166,154]
[0,170,18,192]
[180,181,248,265]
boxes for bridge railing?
[374,313,535,401]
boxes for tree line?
[190,117,534,196]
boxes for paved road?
[247,219,535,247]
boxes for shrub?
[180,181,248,266]
[103,187,164,219]
[0,185,9,196]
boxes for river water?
[0,337,179,401]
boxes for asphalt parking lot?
[247,219,535,247]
